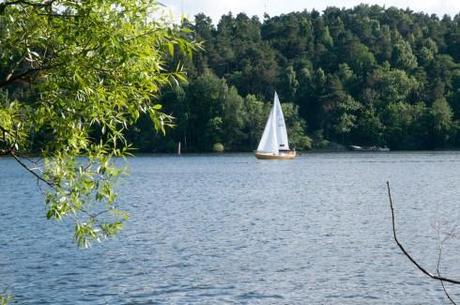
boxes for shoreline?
[3,149,460,159]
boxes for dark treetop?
[129,5,460,152]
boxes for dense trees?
[3,4,460,155]
[141,5,460,152]
[135,71,312,152]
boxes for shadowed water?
[2,152,460,304]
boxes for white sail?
[256,91,291,154]
[273,92,290,151]
[257,107,279,153]
[255,91,296,159]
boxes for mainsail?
[273,92,290,151]
[256,92,289,154]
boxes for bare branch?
[387,181,460,285]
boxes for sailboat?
[255,92,296,160]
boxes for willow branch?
[0,67,42,88]
[11,151,55,188]
[0,124,9,134]
[0,125,12,154]
[387,181,460,285]
[1,0,55,8]
[37,13,83,18]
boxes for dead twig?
[435,225,457,305]
[387,181,460,304]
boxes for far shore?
[4,149,460,159]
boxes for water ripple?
[1,152,460,304]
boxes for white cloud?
[160,0,460,24]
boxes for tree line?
[3,4,460,153]
[129,4,460,152]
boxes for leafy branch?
[0,289,11,305]
[0,0,196,248]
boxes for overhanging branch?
[387,181,460,285]
[11,151,55,188]
[0,67,42,88]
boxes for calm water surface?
[2,152,460,304]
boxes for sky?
[160,0,460,24]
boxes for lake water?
[2,152,460,304]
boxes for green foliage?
[212,143,224,152]
[0,289,11,305]
[281,103,312,150]
[431,97,455,146]
[391,40,418,70]
[432,97,454,131]
[242,95,270,149]
[371,65,419,104]
[344,40,376,73]
[384,102,430,149]
[186,71,227,150]
[0,0,196,247]
[133,6,460,151]
[352,107,385,146]
[221,86,245,148]
[278,65,299,101]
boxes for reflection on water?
[1,152,460,304]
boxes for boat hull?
[255,151,296,160]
